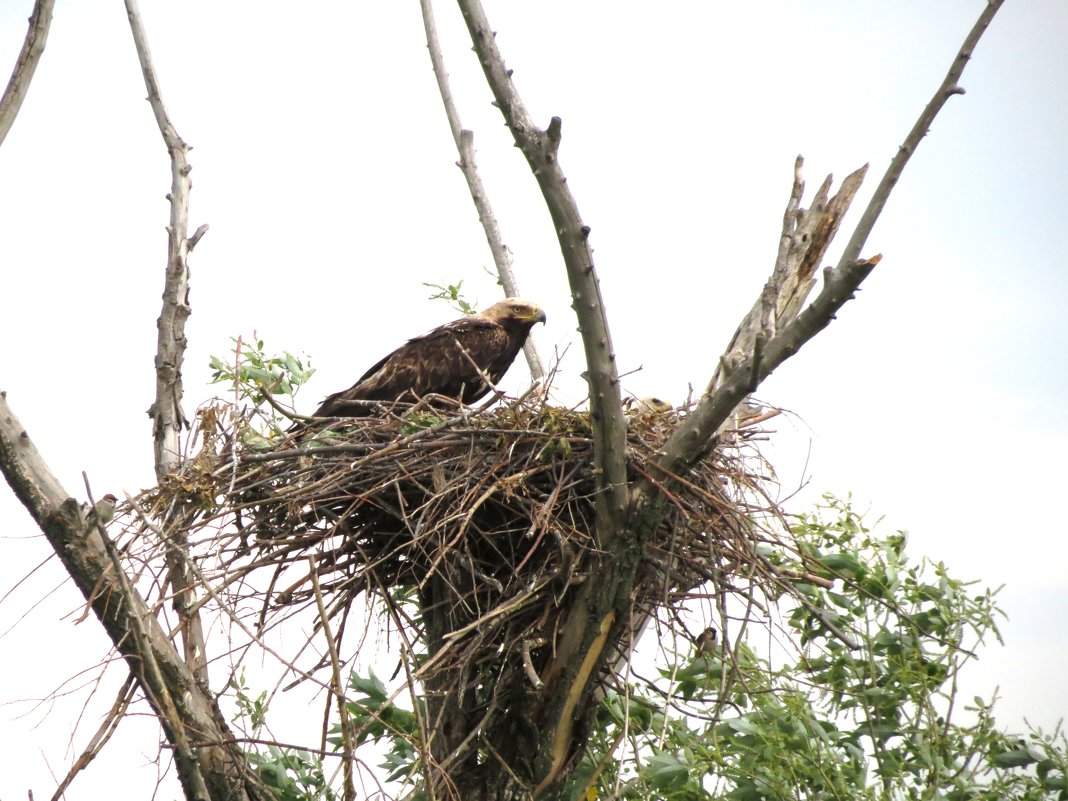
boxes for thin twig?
[50,674,136,801]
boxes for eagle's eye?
[512,305,523,313]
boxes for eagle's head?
[481,298,547,329]
[624,396,673,414]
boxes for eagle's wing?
[313,317,510,416]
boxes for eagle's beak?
[533,308,547,325]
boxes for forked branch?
[643,0,1007,486]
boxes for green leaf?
[726,717,761,736]
[643,751,690,791]
[992,746,1039,768]
[818,552,867,579]
[349,669,388,702]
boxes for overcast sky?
[1,1,1066,798]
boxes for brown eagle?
[311,298,546,418]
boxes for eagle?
[310,298,546,418]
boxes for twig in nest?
[522,639,545,689]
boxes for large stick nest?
[133,391,787,691]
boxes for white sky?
[1,1,1066,798]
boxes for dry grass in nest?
[123,391,791,693]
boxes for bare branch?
[0,392,272,801]
[708,161,868,394]
[50,674,136,801]
[645,0,1006,485]
[124,0,196,479]
[836,0,1006,269]
[648,254,881,482]
[123,0,210,687]
[419,0,545,381]
[455,0,629,542]
[0,0,55,148]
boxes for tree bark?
[0,0,54,147]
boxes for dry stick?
[123,0,210,686]
[0,0,54,147]
[521,639,544,689]
[455,0,629,543]
[50,674,136,801]
[309,559,356,801]
[419,0,545,382]
[123,494,341,701]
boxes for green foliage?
[246,746,338,801]
[227,669,336,801]
[228,668,269,736]
[209,334,315,434]
[400,411,445,432]
[565,496,1065,801]
[424,279,478,316]
[331,670,423,784]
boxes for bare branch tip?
[187,224,209,250]
[546,116,562,142]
